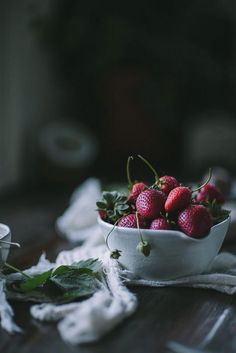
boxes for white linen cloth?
[56,178,103,243]
[1,178,236,344]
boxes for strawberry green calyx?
[137,155,159,185]
[202,200,231,225]
[164,212,176,227]
[135,212,151,257]
[96,191,130,224]
[126,156,134,191]
[110,249,122,259]
[136,240,151,257]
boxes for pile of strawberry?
[97,156,230,239]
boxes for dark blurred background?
[1,0,236,190]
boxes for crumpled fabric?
[56,178,103,243]
[1,178,236,345]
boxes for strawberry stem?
[105,220,118,251]
[127,156,134,191]
[137,155,159,184]
[192,168,212,193]
[135,212,151,257]
[4,262,31,279]
[105,220,122,259]
[135,211,144,243]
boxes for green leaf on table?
[5,258,104,304]
[73,258,103,274]
[51,265,70,276]
[62,274,101,299]
[6,286,58,303]
[20,269,53,291]
[50,270,96,291]
[52,258,102,276]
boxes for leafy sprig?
[96,191,130,224]
[5,259,104,304]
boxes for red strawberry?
[136,189,166,219]
[150,217,171,230]
[196,183,225,204]
[159,175,179,195]
[98,210,107,221]
[128,182,146,203]
[118,213,148,229]
[165,186,192,213]
[178,205,213,238]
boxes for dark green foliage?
[200,200,231,225]
[6,259,104,304]
[96,191,130,224]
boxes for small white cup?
[0,223,12,266]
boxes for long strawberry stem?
[135,212,151,257]
[126,156,134,191]
[135,212,144,243]
[105,220,118,251]
[138,155,159,184]
[192,168,212,193]
[105,220,122,259]
[4,262,31,279]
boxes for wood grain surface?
[1,184,236,353]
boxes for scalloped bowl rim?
[97,216,230,242]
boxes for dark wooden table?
[1,184,236,353]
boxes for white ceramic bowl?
[0,223,11,266]
[98,216,230,280]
